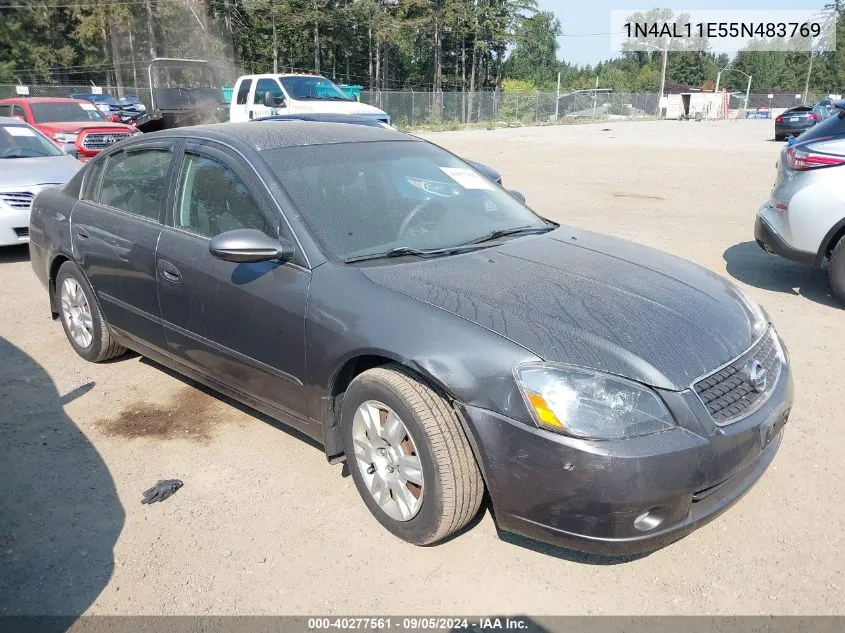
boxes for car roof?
[149,121,409,151]
[0,97,90,104]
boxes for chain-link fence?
[2,83,842,127]
[0,83,154,109]
[361,90,661,126]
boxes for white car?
[755,106,845,302]
[229,73,389,124]
[0,118,81,246]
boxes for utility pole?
[592,76,598,118]
[554,71,561,120]
[744,73,752,112]
[658,37,668,111]
[803,50,814,105]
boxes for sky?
[543,0,832,66]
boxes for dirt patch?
[98,386,222,442]
[612,191,667,201]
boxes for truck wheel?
[829,235,845,304]
[56,261,125,363]
[341,364,484,545]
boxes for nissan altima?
[29,122,793,554]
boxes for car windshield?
[0,124,64,158]
[262,140,551,261]
[279,76,350,101]
[30,102,107,123]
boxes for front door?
[249,78,287,120]
[156,142,310,424]
[71,144,176,350]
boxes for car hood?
[0,155,81,188]
[362,227,761,391]
[35,121,134,134]
[287,100,388,118]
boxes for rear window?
[30,102,107,123]
[796,110,845,144]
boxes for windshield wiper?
[462,224,556,246]
[345,244,491,263]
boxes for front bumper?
[0,207,31,246]
[755,206,816,267]
[459,358,793,555]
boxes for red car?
[0,97,140,161]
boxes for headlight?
[514,363,674,440]
[52,132,78,144]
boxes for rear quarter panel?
[29,186,77,295]
[783,167,845,252]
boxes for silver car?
[755,105,845,302]
[0,117,81,246]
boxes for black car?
[255,113,504,185]
[774,105,829,141]
[29,122,792,554]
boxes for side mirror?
[62,143,78,157]
[263,92,285,108]
[209,229,293,263]
[509,189,526,204]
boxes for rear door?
[72,142,177,351]
[156,141,310,423]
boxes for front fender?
[305,264,540,424]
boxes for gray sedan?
[0,117,80,246]
[30,122,792,554]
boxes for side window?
[174,153,274,239]
[236,79,252,105]
[0,105,11,117]
[81,159,104,201]
[11,105,26,120]
[254,78,282,105]
[98,149,171,220]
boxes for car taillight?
[786,145,845,170]
[776,115,784,123]
[809,113,818,121]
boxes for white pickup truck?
[229,74,390,124]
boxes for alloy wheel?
[60,277,93,349]
[351,399,424,521]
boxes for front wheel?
[829,235,845,303]
[341,364,484,545]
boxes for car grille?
[80,131,131,151]
[693,329,782,425]
[0,191,34,211]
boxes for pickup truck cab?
[229,74,389,124]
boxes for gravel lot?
[1,119,842,617]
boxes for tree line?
[1,1,843,97]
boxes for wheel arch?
[815,218,845,268]
[320,351,471,463]
[48,252,75,317]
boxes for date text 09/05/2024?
[624,21,822,39]
[307,618,530,630]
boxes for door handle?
[76,227,89,240]
[158,261,182,283]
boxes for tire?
[56,261,125,363]
[828,235,845,304]
[341,364,484,545]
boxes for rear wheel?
[341,364,484,545]
[829,235,845,303]
[56,261,125,362]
